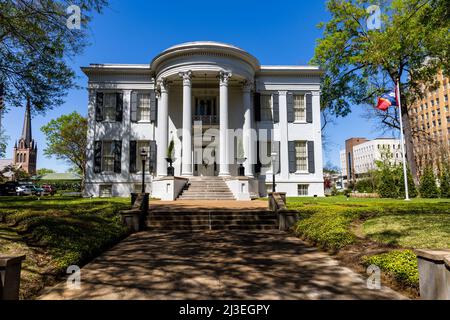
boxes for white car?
[15,186,27,196]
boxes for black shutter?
[308,141,315,173]
[272,141,281,174]
[254,141,262,174]
[287,93,295,123]
[129,140,137,173]
[306,93,313,123]
[113,140,122,173]
[149,140,157,174]
[95,92,103,122]
[150,90,157,123]
[254,92,261,122]
[94,141,102,173]
[130,92,138,122]
[272,93,279,123]
[115,92,123,122]
[288,141,296,173]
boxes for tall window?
[293,94,306,122]
[137,93,151,122]
[137,141,150,172]
[260,95,273,121]
[102,141,115,172]
[295,141,308,172]
[103,93,117,121]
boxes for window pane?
[102,141,115,172]
[294,95,306,121]
[137,93,151,121]
[295,141,308,171]
[297,184,309,196]
[103,93,116,121]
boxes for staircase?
[177,177,235,200]
[147,210,278,231]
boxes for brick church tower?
[13,99,37,175]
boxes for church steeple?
[21,97,32,147]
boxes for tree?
[0,0,108,114]
[396,165,418,198]
[41,112,87,186]
[0,128,8,158]
[439,165,450,198]
[313,0,450,182]
[37,168,56,176]
[419,166,440,198]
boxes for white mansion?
[82,41,324,200]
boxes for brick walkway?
[39,231,405,300]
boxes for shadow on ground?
[39,231,405,300]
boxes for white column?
[279,91,289,180]
[219,71,232,176]
[121,90,132,176]
[157,79,169,177]
[243,81,254,177]
[180,71,193,176]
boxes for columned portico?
[157,79,169,177]
[219,71,232,177]
[180,71,193,176]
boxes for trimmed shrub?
[397,165,418,198]
[419,166,440,198]
[355,178,375,193]
[378,167,398,198]
[362,250,419,288]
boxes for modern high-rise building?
[409,73,450,174]
[13,99,37,175]
[340,138,402,186]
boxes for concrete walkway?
[39,231,405,300]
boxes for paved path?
[39,231,405,300]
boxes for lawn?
[287,196,450,295]
[0,196,131,299]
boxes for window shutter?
[308,141,315,174]
[115,92,123,122]
[94,141,102,173]
[306,93,313,123]
[272,141,281,174]
[287,93,295,123]
[113,140,122,173]
[254,141,262,174]
[129,140,137,173]
[130,92,138,123]
[254,92,261,122]
[288,141,296,173]
[149,140,157,174]
[95,92,104,122]
[150,90,157,123]
[272,93,279,123]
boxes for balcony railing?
[193,115,219,125]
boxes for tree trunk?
[401,108,419,184]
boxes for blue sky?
[1,0,398,172]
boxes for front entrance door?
[194,145,217,176]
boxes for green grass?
[289,196,450,291]
[0,196,131,299]
[362,250,419,289]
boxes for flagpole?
[396,80,410,201]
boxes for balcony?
[193,115,219,126]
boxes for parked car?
[19,185,44,196]
[15,186,27,196]
[0,182,20,196]
[41,184,57,196]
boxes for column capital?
[219,71,232,86]
[278,91,288,96]
[312,90,321,96]
[242,80,254,93]
[157,78,170,93]
[178,71,192,86]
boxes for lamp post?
[271,152,277,193]
[140,148,148,194]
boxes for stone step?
[147,225,277,231]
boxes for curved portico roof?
[150,41,261,78]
